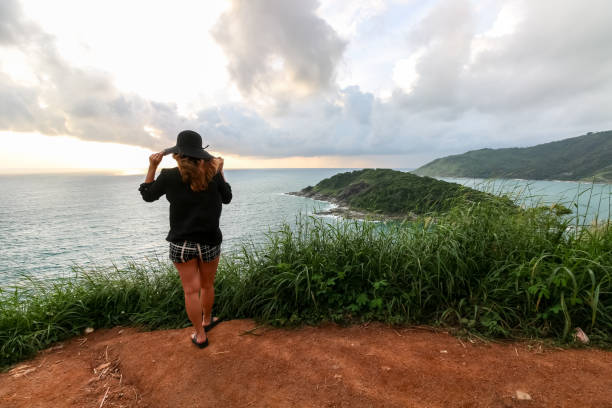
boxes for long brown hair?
[173,154,219,192]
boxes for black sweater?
[139,167,232,245]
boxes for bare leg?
[174,259,207,343]
[199,256,220,326]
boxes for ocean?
[0,169,610,287]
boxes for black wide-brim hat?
[164,130,214,160]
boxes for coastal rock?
[515,390,532,400]
[573,327,589,344]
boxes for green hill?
[414,130,612,182]
[290,168,512,216]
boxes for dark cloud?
[211,0,346,98]
[0,0,26,45]
[386,0,612,152]
[405,0,474,109]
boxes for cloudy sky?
[1,0,611,173]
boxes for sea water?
[441,177,611,224]
[0,169,343,286]
[0,169,610,286]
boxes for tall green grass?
[1,194,611,368]
[0,260,187,368]
[215,199,611,339]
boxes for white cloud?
[392,48,426,94]
[469,0,524,65]
[317,0,387,39]
[211,0,346,105]
[0,48,39,86]
[19,0,233,112]
[0,0,189,150]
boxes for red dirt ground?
[1,319,611,407]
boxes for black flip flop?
[191,333,209,349]
[204,317,223,332]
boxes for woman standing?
[139,130,232,348]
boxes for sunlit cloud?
[0,131,153,174]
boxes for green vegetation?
[0,261,186,368]
[2,193,611,368]
[415,130,612,182]
[294,168,514,215]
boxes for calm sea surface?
[0,169,610,287]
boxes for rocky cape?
[288,168,511,220]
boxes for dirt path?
[1,320,611,407]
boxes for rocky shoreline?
[287,189,415,221]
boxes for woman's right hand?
[149,152,163,167]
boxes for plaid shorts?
[169,240,221,263]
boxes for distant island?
[289,168,511,219]
[414,130,612,182]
